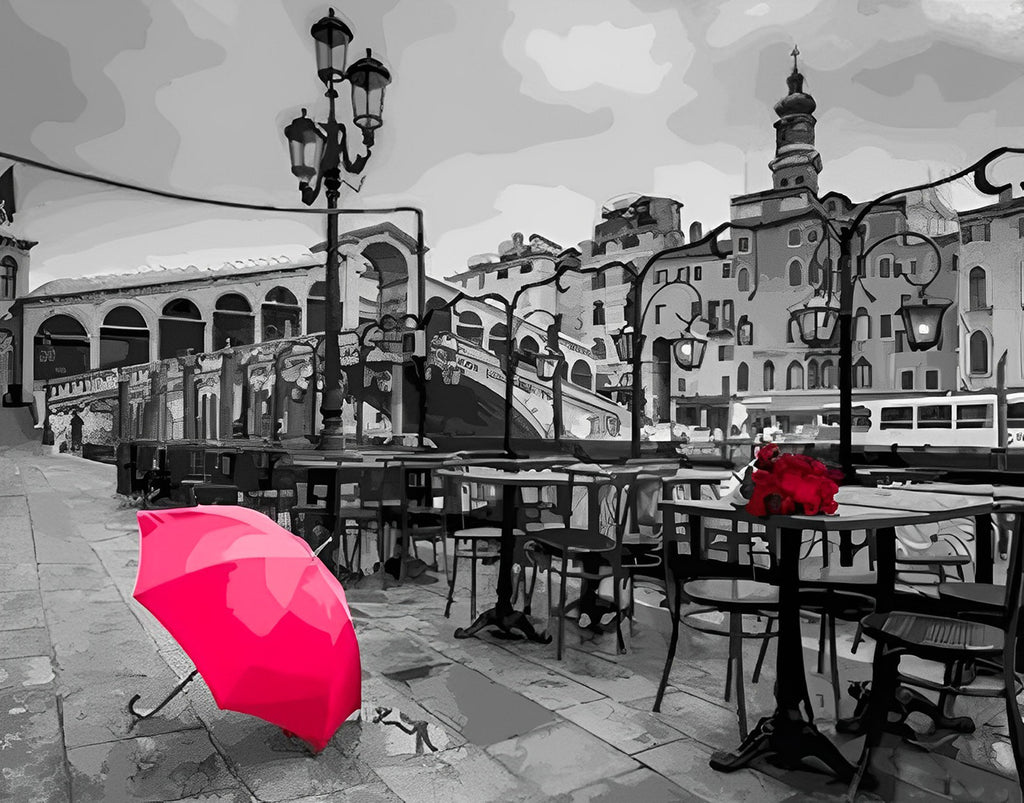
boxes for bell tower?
[769,46,822,193]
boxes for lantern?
[672,331,708,370]
[310,8,353,85]
[283,110,323,184]
[611,325,634,362]
[535,348,564,382]
[791,296,840,347]
[347,49,391,131]
[898,296,951,351]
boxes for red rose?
[744,448,840,517]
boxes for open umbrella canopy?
[133,505,360,752]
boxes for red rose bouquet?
[743,443,843,517]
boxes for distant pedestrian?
[70,410,84,453]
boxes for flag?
[0,166,15,225]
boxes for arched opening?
[306,281,327,334]
[786,360,804,390]
[213,294,254,350]
[570,359,593,390]
[854,357,872,388]
[488,323,508,358]
[518,335,540,355]
[736,267,749,292]
[807,358,819,389]
[737,361,749,392]
[100,306,150,369]
[763,360,775,391]
[262,287,301,341]
[652,338,671,421]
[363,241,409,320]
[969,331,989,374]
[689,221,703,242]
[788,259,802,287]
[159,299,204,359]
[854,307,871,340]
[424,296,452,343]
[35,315,89,380]
[820,359,834,388]
[969,266,987,311]
[0,256,17,300]
[456,311,483,345]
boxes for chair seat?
[530,528,614,554]
[452,526,525,540]
[897,553,971,566]
[337,507,378,521]
[682,578,780,611]
[936,582,1003,609]
[861,611,1004,656]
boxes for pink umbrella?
[130,505,360,752]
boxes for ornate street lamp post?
[521,308,565,446]
[284,8,392,450]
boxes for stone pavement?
[1,428,1021,801]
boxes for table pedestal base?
[454,607,552,644]
[710,712,862,783]
[837,680,975,742]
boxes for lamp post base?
[317,418,347,451]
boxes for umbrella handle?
[313,536,333,557]
[127,668,199,720]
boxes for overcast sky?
[4,0,1024,290]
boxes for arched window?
[969,267,987,310]
[970,331,989,374]
[593,300,605,325]
[878,256,892,278]
[35,315,89,380]
[0,256,16,299]
[570,359,593,390]
[820,359,834,388]
[261,287,300,341]
[424,296,452,342]
[306,281,327,334]
[100,306,149,369]
[763,360,775,391]
[854,307,871,340]
[592,338,607,360]
[159,299,204,359]
[788,259,802,286]
[213,294,254,350]
[807,358,819,389]
[737,361,749,392]
[854,357,872,388]
[808,259,820,286]
[736,267,750,292]
[689,222,703,242]
[456,311,483,345]
[518,335,539,355]
[786,360,804,390]
[488,323,508,357]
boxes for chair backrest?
[999,501,1024,637]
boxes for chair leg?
[828,613,842,719]
[557,560,569,661]
[752,616,773,685]
[654,578,683,713]
[524,563,539,616]
[730,614,748,739]
[849,645,899,800]
[724,635,735,703]
[817,610,828,675]
[613,570,626,655]
[444,546,459,619]
[851,621,864,655]
[470,540,478,622]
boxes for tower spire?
[791,45,800,74]
[769,47,822,193]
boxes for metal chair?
[849,499,1024,799]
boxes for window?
[1019,218,1024,239]
[879,257,891,278]
[592,301,605,325]
[722,376,731,396]
[718,345,734,361]
[738,320,753,346]
[497,268,508,280]
[786,361,804,390]
[880,407,914,429]
[1008,402,1024,429]
[900,370,914,390]
[978,223,991,242]
[722,263,731,279]
[808,229,819,243]
[952,254,959,271]
[957,403,993,429]
[853,357,872,388]
[880,314,892,338]
[908,260,917,276]
[808,259,820,286]
[689,222,704,241]
[677,378,686,392]
[925,369,939,390]
[763,361,775,391]
[969,267,987,310]
[807,358,819,389]
[962,226,973,245]
[795,176,805,185]
[854,307,871,340]
[655,304,665,325]
[521,264,533,274]
[680,266,690,282]
[478,274,485,289]
[722,300,734,328]
[737,362,749,392]
[655,269,668,285]
[780,178,789,187]
[919,405,952,429]
[488,323,509,357]
[736,267,750,292]
[456,311,484,345]
[708,301,720,328]
[895,331,906,353]
[788,228,801,246]
[737,236,750,253]
[820,359,834,388]
[694,265,703,281]
[690,300,702,319]
[788,259,802,286]
[0,257,15,299]
[969,330,989,374]
[591,272,606,290]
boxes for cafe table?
[658,484,993,782]
[435,462,617,643]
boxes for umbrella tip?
[136,509,161,537]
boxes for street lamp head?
[611,324,634,362]
[283,109,323,183]
[672,330,708,370]
[898,295,951,351]
[310,8,353,86]
[347,48,392,132]
[534,348,564,382]
[791,296,839,347]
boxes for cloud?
[524,22,669,94]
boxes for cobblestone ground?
[2,418,1021,801]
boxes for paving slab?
[559,766,702,802]
[0,654,55,691]
[0,687,70,803]
[0,625,51,659]
[557,696,687,755]
[0,562,40,591]
[374,747,534,803]
[0,588,46,630]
